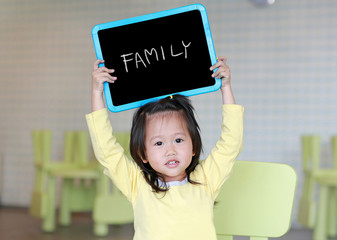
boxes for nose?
[165,142,176,156]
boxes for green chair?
[214,161,297,240]
[30,130,52,220]
[51,131,99,227]
[313,136,337,240]
[30,130,99,232]
[93,132,134,236]
[30,130,76,230]
[297,135,321,228]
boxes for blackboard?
[92,4,220,112]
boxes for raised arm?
[200,56,243,198]
[210,56,236,105]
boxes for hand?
[210,56,231,89]
[92,59,117,94]
[91,60,117,112]
[210,56,235,104]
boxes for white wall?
[1,0,336,226]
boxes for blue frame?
[92,4,220,112]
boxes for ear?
[140,150,149,164]
[142,158,149,164]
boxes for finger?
[106,73,117,81]
[96,66,114,74]
[215,72,224,79]
[105,77,117,83]
[217,56,227,63]
[99,72,117,82]
[215,71,229,79]
[107,76,117,83]
[211,66,227,78]
[98,76,117,85]
[209,56,227,70]
[94,59,104,70]
[215,68,230,79]
[92,71,117,85]
[210,60,226,71]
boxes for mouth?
[165,160,180,168]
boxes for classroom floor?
[0,207,329,240]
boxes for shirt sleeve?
[86,108,140,202]
[198,104,244,199]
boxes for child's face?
[142,111,195,182]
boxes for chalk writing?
[120,40,192,73]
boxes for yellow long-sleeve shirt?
[86,104,244,240]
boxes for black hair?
[130,94,202,193]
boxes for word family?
[120,40,192,73]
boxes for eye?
[155,141,163,146]
[175,138,183,143]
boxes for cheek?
[180,145,195,160]
[144,146,160,164]
[187,142,195,157]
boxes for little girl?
[86,56,244,240]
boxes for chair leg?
[94,223,109,236]
[298,196,316,228]
[314,184,329,240]
[59,179,71,226]
[327,187,337,237]
[42,176,56,232]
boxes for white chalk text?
[120,40,192,73]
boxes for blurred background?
[0,0,336,234]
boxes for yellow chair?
[214,161,297,240]
[30,130,99,232]
[93,132,134,236]
[297,135,320,228]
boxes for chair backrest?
[73,131,90,167]
[332,136,337,169]
[214,161,297,240]
[32,130,52,168]
[301,135,321,172]
[30,130,51,218]
[32,130,52,192]
[64,130,90,167]
[63,131,75,164]
[296,135,320,228]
